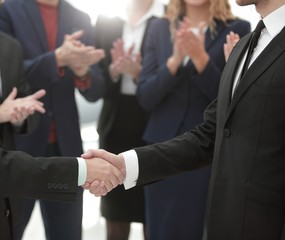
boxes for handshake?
[80,149,126,197]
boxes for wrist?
[131,65,141,83]
[118,154,126,181]
[193,53,209,73]
[55,47,66,67]
[74,68,90,79]
[167,56,181,75]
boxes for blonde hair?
[166,0,236,37]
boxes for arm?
[82,99,217,195]
[0,148,124,200]
[0,87,46,126]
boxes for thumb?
[81,149,98,159]
[6,87,17,100]
[69,30,84,40]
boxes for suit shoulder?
[148,17,169,34]
[221,18,251,37]
[226,18,251,30]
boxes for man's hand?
[0,88,46,125]
[55,30,105,77]
[81,149,126,196]
[82,154,125,196]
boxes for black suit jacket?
[0,32,78,240]
[0,31,38,239]
[0,32,39,150]
[134,26,285,240]
[0,148,78,240]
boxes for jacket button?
[5,209,10,218]
[224,128,231,137]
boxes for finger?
[68,30,84,41]
[101,178,114,192]
[126,43,135,57]
[31,104,45,114]
[6,87,17,100]
[81,149,97,158]
[30,89,46,100]
[93,187,108,197]
[135,52,142,63]
[90,181,108,196]
[81,182,91,189]
[109,167,124,187]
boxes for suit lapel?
[204,21,224,50]
[23,0,48,51]
[217,33,252,123]
[228,27,285,117]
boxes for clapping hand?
[224,31,240,61]
[175,17,209,73]
[109,38,142,82]
[0,87,46,126]
[55,30,105,77]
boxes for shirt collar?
[263,4,285,39]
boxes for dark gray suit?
[133,23,285,240]
[0,148,78,240]
[0,31,78,240]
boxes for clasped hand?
[81,149,126,197]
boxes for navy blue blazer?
[0,0,105,156]
[138,18,251,143]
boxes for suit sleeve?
[134,99,217,186]
[0,148,78,202]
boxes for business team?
[83,0,285,240]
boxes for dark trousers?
[13,143,83,240]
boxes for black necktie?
[240,20,265,78]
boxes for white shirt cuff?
[121,150,139,189]
[77,157,87,186]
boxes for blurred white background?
[23,0,260,239]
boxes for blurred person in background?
[93,0,164,239]
[136,0,250,239]
[0,0,105,239]
[0,28,46,239]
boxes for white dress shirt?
[77,158,87,185]
[122,4,285,190]
[232,5,285,94]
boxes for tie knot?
[254,20,265,35]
